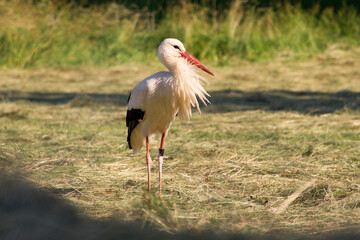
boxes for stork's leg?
[158,133,166,190]
[146,136,152,190]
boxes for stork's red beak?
[180,51,215,76]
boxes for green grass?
[0,52,359,235]
[1,1,360,68]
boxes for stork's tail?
[130,127,145,153]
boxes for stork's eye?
[173,45,180,50]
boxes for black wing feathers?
[126,109,145,149]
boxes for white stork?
[126,38,214,190]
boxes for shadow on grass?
[1,89,359,114]
[0,91,130,107]
[206,89,360,114]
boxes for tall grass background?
[1,0,360,68]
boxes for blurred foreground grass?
[0,48,359,234]
[1,0,360,67]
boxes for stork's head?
[157,38,214,76]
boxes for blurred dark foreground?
[0,173,359,240]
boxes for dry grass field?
[0,47,359,236]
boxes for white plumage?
[126,38,214,190]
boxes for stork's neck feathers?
[156,39,211,120]
[168,61,210,120]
